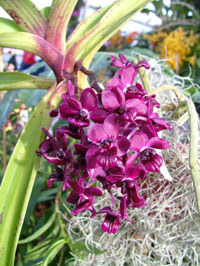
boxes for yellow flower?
[143,27,199,71]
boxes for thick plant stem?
[187,100,200,213]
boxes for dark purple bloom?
[48,167,64,188]
[86,114,130,170]
[92,206,122,234]
[58,88,102,127]
[67,178,103,215]
[126,183,147,208]
[102,87,147,122]
[130,132,170,172]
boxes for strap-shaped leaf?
[0,32,63,81]
[18,212,56,244]
[64,0,152,72]
[42,239,69,266]
[0,81,67,266]
[45,0,78,53]
[0,0,47,37]
[0,17,22,33]
[0,72,55,91]
[65,4,114,50]
[0,90,18,128]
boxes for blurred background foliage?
[0,0,200,265]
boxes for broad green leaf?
[19,212,56,244]
[45,0,78,53]
[18,90,47,107]
[64,0,153,72]
[0,81,67,266]
[40,7,51,19]
[0,0,47,37]
[0,90,18,128]
[0,17,22,33]
[0,72,55,91]
[66,4,114,50]
[0,32,63,81]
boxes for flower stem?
[187,100,200,213]
[137,55,151,94]
[55,189,67,239]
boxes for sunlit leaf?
[0,32,63,81]
[0,0,47,36]
[0,81,67,265]
[45,0,78,53]
[0,72,55,91]
[0,17,22,33]
[64,0,153,72]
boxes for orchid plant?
[37,54,172,235]
[0,0,176,265]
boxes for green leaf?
[45,0,78,53]
[0,0,47,37]
[64,0,153,72]
[0,17,22,33]
[66,4,114,50]
[42,239,69,266]
[0,32,63,81]
[37,188,58,202]
[0,72,55,91]
[0,90,18,128]
[40,7,51,19]
[0,81,67,266]
[18,90,47,107]
[69,241,106,255]
[19,212,56,244]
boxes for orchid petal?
[147,137,170,149]
[80,88,98,111]
[103,114,118,139]
[102,90,120,111]
[130,132,148,151]
[88,123,107,143]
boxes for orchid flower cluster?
[37,54,172,234]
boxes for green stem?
[137,55,151,94]
[55,189,67,240]
[2,125,6,172]
[187,100,200,213]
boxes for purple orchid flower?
[86,114,130,171]
[102,86,147,121]
[91,206,122,234]
[58,88,105,127]
[67,178,103,215]
[37,126,73,165]
[130,131,170,172]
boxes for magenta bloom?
[92,206,122,234]
[86,114,130,170]
[67,178,103,215]
[102,86,147,120]
[130,132,170,172]
[58,88,104,127]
